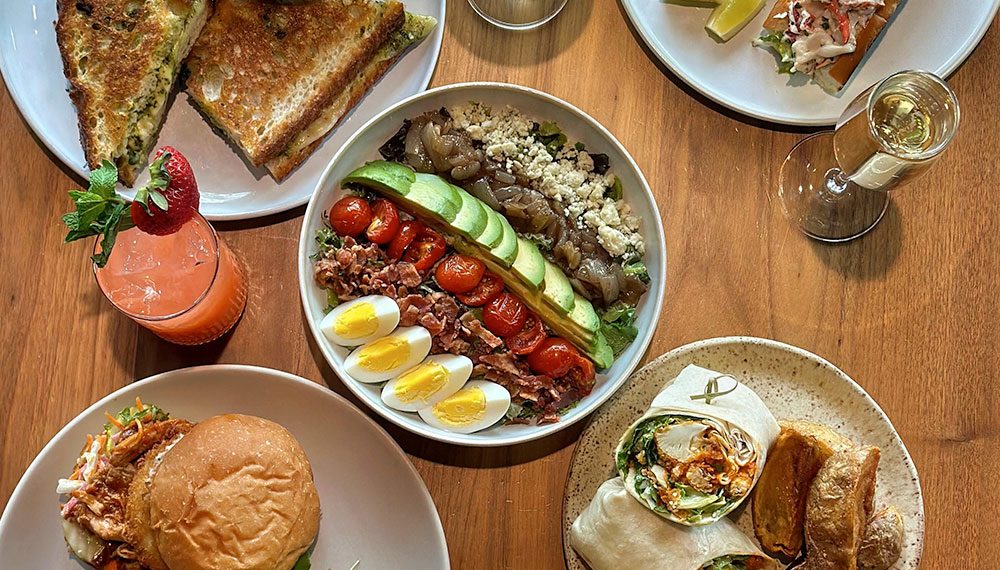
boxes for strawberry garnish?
[130,147,200,236]
[62,146,201,267]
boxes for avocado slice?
[341,160,415,196]
[568,294,600,334]
[511,237,545,291]
[475,207,505,249]
[398,173,462,223]
[487,215,519,268]
[541,260,576,315]
[450,185,489,239]
[588,332,614,369]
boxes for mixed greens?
[754,33,795,74]
[599,302,639,358]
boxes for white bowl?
[298,82,667,446]
[0,365,450,570]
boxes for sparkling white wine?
[834,73,959,191]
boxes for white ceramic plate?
[0,365,450,570]
[562,337,924,569]
[622,0,999,126]
[0,1,444,220]
[298,82,667,447]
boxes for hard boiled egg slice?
[343,326,431,383]
[320,295,399,347]
[381,355,473,412]
[418,380,512,434]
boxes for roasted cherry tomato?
[483,292,527,337]
[506,312,546,355]
[565,354,597,394]
[455,271,503,307]
[329,197,372,237]
[403,227,447,272]
[526,338,579,377]
[365,199,400,245]
[387,220,425,260]
[435,255,486,294]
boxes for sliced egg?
[343,326,432,383]
[320,295,399,347]
[381,355,473,412]
[418,380,511,434]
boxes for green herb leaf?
[537,121,561,136]
[72,191,109,229]
[606,176,623,200]
[92,202,130,268]
[88,160,119,199]
[290,553,311,570]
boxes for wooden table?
[3,1,998,568]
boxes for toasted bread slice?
[753,420,853,557]
[265,12,436,181]
[56,0,211,186]
[184,0,412,173]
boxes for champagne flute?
[468,0,567,30]
[777,70,960,242]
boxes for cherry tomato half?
[329,197,372,238]
[387,221,425,260]
[435,255,486,294]
[483,292,527,337]
[507,312,547,355]
[455,271,503,307]
[403,227,447,272]
[566,354,597,394]
[365,199,400,245]
[526,338,579,378]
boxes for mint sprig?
[62,160,136,267]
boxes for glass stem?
[823,167,852,199]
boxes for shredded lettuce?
[291,553,311,570]
[623,259,649,283]
[704,555,750,570]
[754,32,796,74]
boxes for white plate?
[298,82,667,447]
[622,0,999,125]
[0,365,450,570]
[562,336,924,569]
[0,1,444,220]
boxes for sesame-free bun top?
[148,414,321,570]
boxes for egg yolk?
[356,336,410,372]
[393,361,449,403]
[334,303,378,339]
[431,387,486,427]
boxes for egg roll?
[570,478,778,570]
[615,364,780,525]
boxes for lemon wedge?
[705,0,765,41]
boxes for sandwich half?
[56,0,212,185]
[184,0,437,181]
[753,0,900,93]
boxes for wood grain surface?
[2,1,998,568]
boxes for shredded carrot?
[135,396,145,411]
[97,433,107,452]
[135,418,144,437]
[80,434,94,455]
[69,467,83,481]
[105,412,124,431]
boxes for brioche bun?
[147,414,321,570]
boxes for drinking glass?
[777,70,960,242]
[468,0,567,30]
[94,210,249,345]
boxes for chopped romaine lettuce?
[600,302,639,357]
[754,33,796,74]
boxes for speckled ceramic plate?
[562,336,923,570]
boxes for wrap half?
[571,478,778,570]
[615,364,780,525]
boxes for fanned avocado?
[476,207,505,249]
[512,237,546,290]
[450,185,489,239]
[542,260,576,315]
[342,160,415,196]
[398,173,462,223]
[568,294,600,334]
[488,214,519,268]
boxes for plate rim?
[560,335,925,568]
[0,364,451,569]
[620,0,1000,126]
[297,81,668,447]
[0,0,446,221]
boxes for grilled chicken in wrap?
[615,364,780,525]
[570,478,778,570]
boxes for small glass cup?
[468,0,568,30]
[777,70,960,242]
[94,210,249,345]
